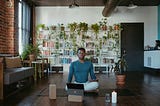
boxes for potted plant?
[78,22,88,33]
[114,51,127,85]
[99,18,107,31]
[36,24,45,31]
[50,25,56,30]
[21,44,40,61]
[114,24,120,30]
[68,22,77,32]
[60,24,65,31]
[91,23,100,35]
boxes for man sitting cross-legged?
[66,48,99,92]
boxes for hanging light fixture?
[69,0,79,8]
[127,0,137,9]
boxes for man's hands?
[89,79,98,82]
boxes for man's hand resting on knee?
[89,79,98,82]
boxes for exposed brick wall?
[0,0,7,53]
[0,0,18,55]
[14,0,19,54]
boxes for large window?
[18,0,31,55]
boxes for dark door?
[121,23,144,71]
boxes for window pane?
[18,0,31,55]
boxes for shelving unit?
[36,24,121,73]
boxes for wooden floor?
[1,70,160,106]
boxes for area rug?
[37,87,136,97]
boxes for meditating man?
[67,47,99,91]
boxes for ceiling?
[32,0,160,6]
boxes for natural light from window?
[18,0,22,55]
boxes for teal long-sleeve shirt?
[68,60,97,83]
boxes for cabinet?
[36,25,121,73]
[144,50,160,69]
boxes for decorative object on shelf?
[91,23,100,39]
[109,26,113,32]
[99,18,108,31]
[50,25,56,30]
[60,24,65,31]
[78,22,88,36]
[36,24,46,31]
[114,24,120,31]
[91,23,100,34]
[68,22,78,32]
[55,41,60,49]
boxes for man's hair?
[156,40,160,46]
[77,47,86,53]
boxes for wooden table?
[23,58,49,81]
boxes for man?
[67,48,99,91]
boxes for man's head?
[77,48,86,60]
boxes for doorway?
[121,23,144,71]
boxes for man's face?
[77,50,86,60]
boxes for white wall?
[36,6,158,47]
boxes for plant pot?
[116,74,126,85]
[102,25,107,31]
[29,54,36,61]
[61,26,65,31]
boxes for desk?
[144,50,160,69]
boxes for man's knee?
[92,81,99,89]
[84,81,99,91]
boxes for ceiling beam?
[102,0,121,17]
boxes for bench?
[0,56,34,100]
